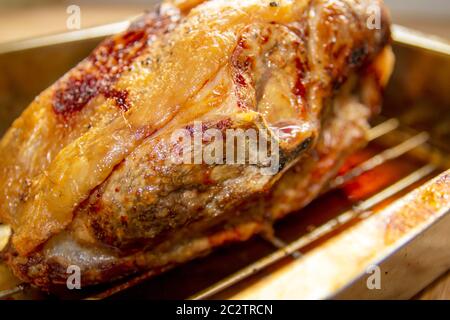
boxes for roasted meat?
[0,0,394,289]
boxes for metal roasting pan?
[0,18,449,299]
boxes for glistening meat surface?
[0,0,393,288]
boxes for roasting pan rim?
[0,22,449,56]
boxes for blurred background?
[0,0,448,44]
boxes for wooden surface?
[416,271,450,300]
[0,4,148,43]
[0,3,448,44]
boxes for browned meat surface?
[0,0,393,289]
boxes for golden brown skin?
[0,0,393,288]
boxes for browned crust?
[53,10,179,117]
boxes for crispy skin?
[0,0,393,288]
